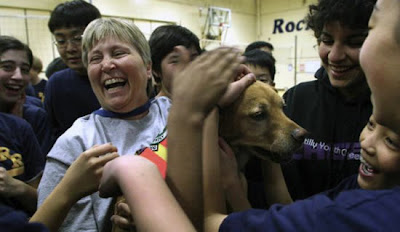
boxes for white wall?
[259,0,320,90]
[0,0,258,75]
[0,0,322,89]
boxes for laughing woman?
[37,18,170,232]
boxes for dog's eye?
[250,111,267,121]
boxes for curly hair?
[306,0,376,41]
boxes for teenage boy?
[44,0,101,140]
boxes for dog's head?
[219,81,306,165]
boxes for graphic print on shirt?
[137,127,168,178]
[292,138,361,160]
[0,146,24,177]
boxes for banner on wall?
[272,18,310,34]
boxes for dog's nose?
[291,128,308,142]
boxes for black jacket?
[281,67,372,200]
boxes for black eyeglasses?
[53,35,82,49]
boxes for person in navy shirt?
[44,0,101,140]
[0,36,53,155]
[0,112,44,215]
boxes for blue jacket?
[221,177,399,232]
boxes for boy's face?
[318,21,367,89]
[360,0,400,135]
[247,64,274,86]
[0,49,30,105]
[358,115,400,190]
[53,27,86,75]
[158,45,199,97]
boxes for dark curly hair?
[306,0,376,41]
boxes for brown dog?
[112,81,306,230]
[219,81,307,168]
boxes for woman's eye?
[89,56,102,64]
[113,50,127,57]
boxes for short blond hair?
[81,18,151,67]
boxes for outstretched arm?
[167,47,255,230]
[99,155,196,232]
[30,144,118,232]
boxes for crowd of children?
[1,0,400,231]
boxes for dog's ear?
[218,104,242,141]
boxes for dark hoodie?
[281,67,372,200]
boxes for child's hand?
[0,167,20,197]
[111,201,135,230]
[61,143,119,201]
[172,47,246,118]
[218,65,256,108]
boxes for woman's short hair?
[82,18,151,68]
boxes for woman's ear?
[146,61,153,80]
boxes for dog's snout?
[291,128,308,142]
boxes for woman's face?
[360,0,400,135]
[87,37,151,113]
[318,21,367,89]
